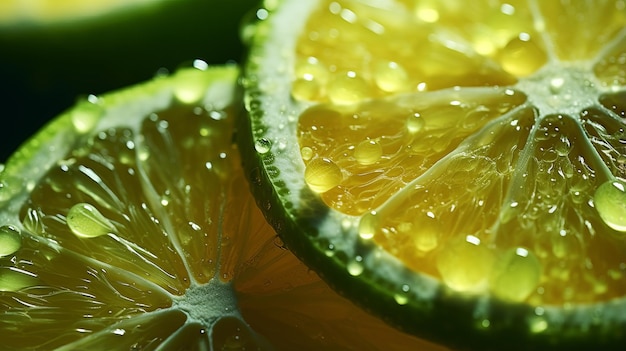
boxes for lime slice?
[240,0,626,349]
[0,63,443,350]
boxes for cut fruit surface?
[0,65,441,350]
[240,0,626,349]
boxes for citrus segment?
[535,0,626,61]
[297,87,527,215]
[241,0,626,349]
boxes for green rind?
[237,1,626,350]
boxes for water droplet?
[71,96,103,133]
[498,34,547,77]
[489,247,542,302]
[437,235,495,293]
[66,203,115,238]
[358,211,378,240]
[300,147,314,161]
[393,293,409,305]
[327,71,369,105]
[174,61,211,104]
[295,56,329,84]
[324,243,335,257]
[292,78,322,101]
[594,180,626,233]
[254,138,272,154]
[354,140,383,165]
[0,267,38,292]
[393,284,411,305]
[160,192,171,207]
[374,61,409,92]
[549,77,565,94]
[528,315,548,333]
[304,157,343,193]
[406,113,425,133]
[0,225,21,257]
[347,256,364,276]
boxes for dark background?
[0,0,258,162]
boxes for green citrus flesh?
[0,64,446,350]
[239,0,626,350]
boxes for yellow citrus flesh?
[0,66,442,350]
[292,0,626,306]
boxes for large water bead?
[304,157,343,193]
[0,225,22,257]
[66,203,116,239]
[437,235,495,293]
[594,180,626,233]
[489,247,542,302]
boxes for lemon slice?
[0,63,444,350]
[240,0,626,349]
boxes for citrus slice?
[0,63,442,350]
[240,0,626,349]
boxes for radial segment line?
[526,0,559,63]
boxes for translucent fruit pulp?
[292,0,626,305]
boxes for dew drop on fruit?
[406,113,425,133]
[374,61,409,92]
[174,60,210,104]
[489,247,541,302]
[594,180,626,232]
[300,146,314,161]
[437,235,495,293]
[304,157,343,193]
[66,203,115,238]
[393,284,411,305]
[411,212,440,253]
[347,256,364,276]
[354,140,382,165]
[292,78,322,101]
[254,138,272,154]
[71,96,103,133]
[0,225,21,257]
[327,71,369,105]
[295,56,329,84]
[498,34,547,77]
[528,315,549,333]
[324,243,335,257]
[358,211,378,240]
[0,267,39,292]
[160,192,171,207]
